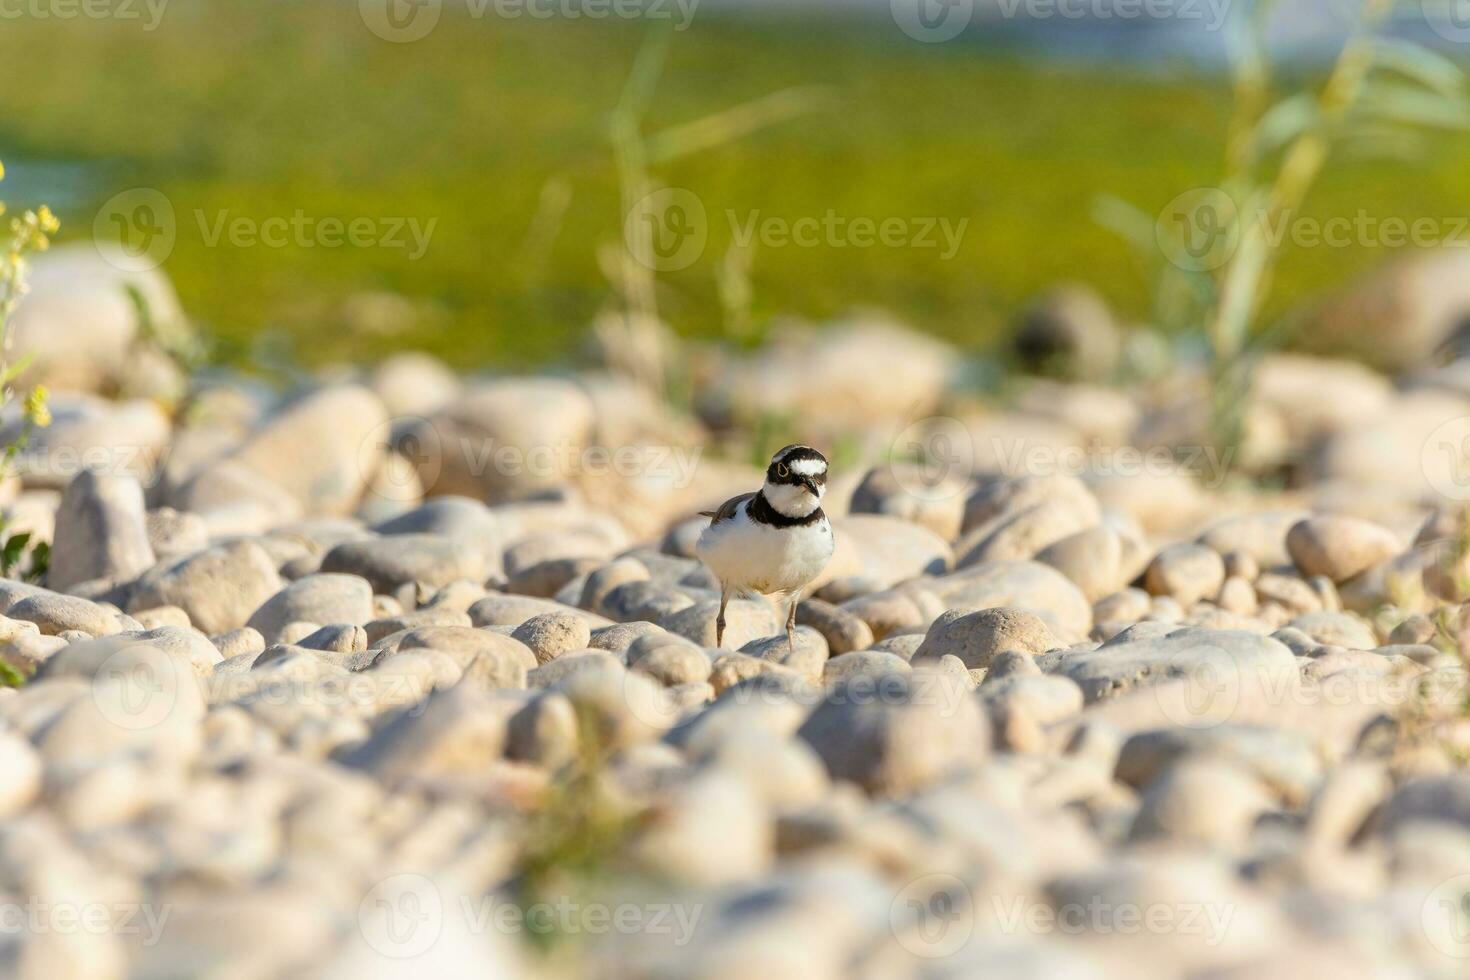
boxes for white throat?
[762,479,822,518]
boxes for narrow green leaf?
[1092,194,1156,257]
[1337,125,1428,163]
[1355,82,1470,130]
[644,86,836,165]
[26,541,49,584]
[0,657,25,688]
[1249,94,1320,160]
[1370,38,1467,98]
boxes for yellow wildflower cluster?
[0,162,56,434]
[0,160,62,326]
[23,385,49,430]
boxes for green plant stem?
[1210,4,1389,366]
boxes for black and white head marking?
[755,444,829,522]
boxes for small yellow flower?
[24,386,50,429]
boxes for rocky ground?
[5,248,1470,977]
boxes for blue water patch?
[0,155,98,213]
[696,0,1470,70]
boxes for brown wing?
[699,491,755,525]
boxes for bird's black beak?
[800,476,820,496]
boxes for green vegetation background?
[1,0,1467,368]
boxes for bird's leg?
[786,596,799,656]
[716,586,730,648]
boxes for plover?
[696,444,835,652]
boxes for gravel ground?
[5,250,1470,977]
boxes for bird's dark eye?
[777,463,789,478]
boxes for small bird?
[696,444,835,653]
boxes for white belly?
[696,509,834,596]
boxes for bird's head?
[762,444,828,518]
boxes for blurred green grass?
[1,0,1468,369]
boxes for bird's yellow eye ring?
[777,463,790,478]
